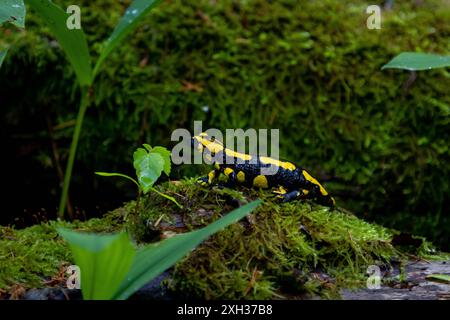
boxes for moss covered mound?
[0,180,440,299]
[118,179,435,299]
[0,217,121,292]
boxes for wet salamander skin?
[193,133,335,208]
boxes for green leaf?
[114,200,261,299]
[425,274,450,284]
[142,143,152,152]
[27,0,92,86]
[0,0,26,28]
[0,49,8,68]
[382,52,450,71]
[95,172,139,189]
[57,229,135,300]
[133,147,165,193]
[93,0,163,76]
[150,146,172,176]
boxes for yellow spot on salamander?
[253,175,269,188]
[302,170,328,196]
[214,163,220,170]
[224,167,234,176]
[237,171,245,183]
[259,157,296,171]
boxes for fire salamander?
[192,133,335,207]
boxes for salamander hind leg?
[220,167,237,188]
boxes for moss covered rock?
[0,180,444,299]
[0,217,121,292]
[116,179,438,299]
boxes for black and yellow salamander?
[192,133,335,207]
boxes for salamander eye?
[192,137,204,152]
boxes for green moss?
[115,179,436,299]
[0,217,121,291]
[0,180,444,298]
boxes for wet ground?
[341,260,450,300]
[14,260,449,300]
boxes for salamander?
[192,132,335,207]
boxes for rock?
[20,261,450,300]
[23,288,82,300]
[341,260,450,300]
[22,272,173,300]
[128,271,175,300]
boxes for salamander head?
[192,132,224,154]
[317,194,336,208]
[299,169,336,208]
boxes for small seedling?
[96,144,182,219]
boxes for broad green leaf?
[0,0,26,28]
[27,0,92,86]
[114,200,261,299]
[382,52,450,71]
[133,147,165,193]
[95,171,139,188]
[425,274,450,284]
[139,145,172,176]
[150,146,172,176]
[93,0,163,76]
[0,49,8,68]
[58,229,135,300]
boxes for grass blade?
[113,200,261,300]
[93,0,163,76]
[425,274,450,284]
[0,0,26,28]
[58,228,135,300]
[0,49,8,68]
[27,0,92,86]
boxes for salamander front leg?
[273,186,301,203]
[280,190,302,203]
[197,169,220,186]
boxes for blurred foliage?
[0,0,449,248]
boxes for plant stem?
[47,115,74,219]
[150,187,183,208]
[58,87,90,219]
[132,190,142,220]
